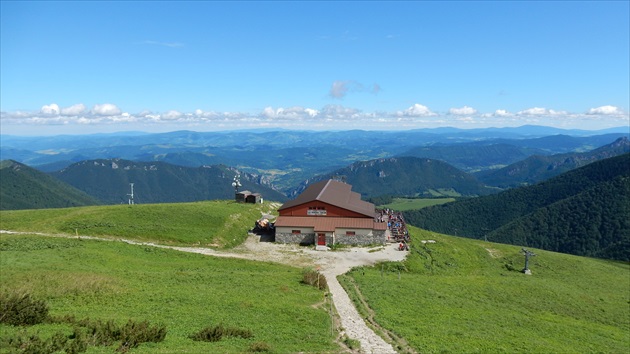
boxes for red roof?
[275,216,387,232]
[278,179,375,217]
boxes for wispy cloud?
[329,80,381,99]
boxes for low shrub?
[2,330,70,354]
[302,269,328,290]
[342,336,361,350]
[0,314,166,353]
[74,317,166,351]
[0,291,49,326]
[118,319,167,352]
[78,318,121,346]
[190,323,253,342]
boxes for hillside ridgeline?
[404,153,630,260]
[289,156,497,199]
[0,160,100,210]
[50,159,287,204]
[476,136,630,187]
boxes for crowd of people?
[376,208,410,248]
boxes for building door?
[317,233,326,246]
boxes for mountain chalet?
[274,179,388,246]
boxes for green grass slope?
[340,226,630,353]
[0,234,338,353]
[0,160,100,210]
[0,200,270,248]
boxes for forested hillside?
[51,159,287,204]
[0,160,100,210]
[477,137,630,187]
[399,143,545,171]
[404,153,630,260]
[289,156,497,199]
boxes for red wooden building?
[274,179,387,246]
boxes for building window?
[346,231,356,236]
[292,230,301,234]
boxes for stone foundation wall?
[276,230,386,246]
[275,232,315,245]
[334,230,387,245]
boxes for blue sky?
[1,1,629,135]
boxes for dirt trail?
[2,230,408,354]
[137,235,407,353]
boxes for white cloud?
[449,106,477,115]
[41,103,60,115]
[262,106,320,120]
[61,103,86,116]
[92,103,122,116]
[305,108,319,117]
[398,103,436,117]
[517,107,567,116]
[518,107,547,115]
[3,101,628,133]
[587,105,624,115]
[494,109,513,117]
[162,110,183,120]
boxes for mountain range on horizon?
[2,125,628,190]
[1,127,628,262]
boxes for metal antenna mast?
[521,248,536,275]
[231,174,242,194]
[127,183,134,205]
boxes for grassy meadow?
[1,201,340,353]
[340,226,630,353]
[2,202,629,353]
[378,198,455,211]
[0,233,337,353]
[0,200,268,248]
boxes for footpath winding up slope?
[165,235,406,354]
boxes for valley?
[1,126,629,352]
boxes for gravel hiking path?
[1,230,408,354]
[136,235,407,353]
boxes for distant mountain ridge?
[51,159,288,204]
[404,153,630,261]
[0,160,100,210]
[399,143,545,171]
[2,126,627,190]
[476,137,630,188]
[288,156,497,199]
